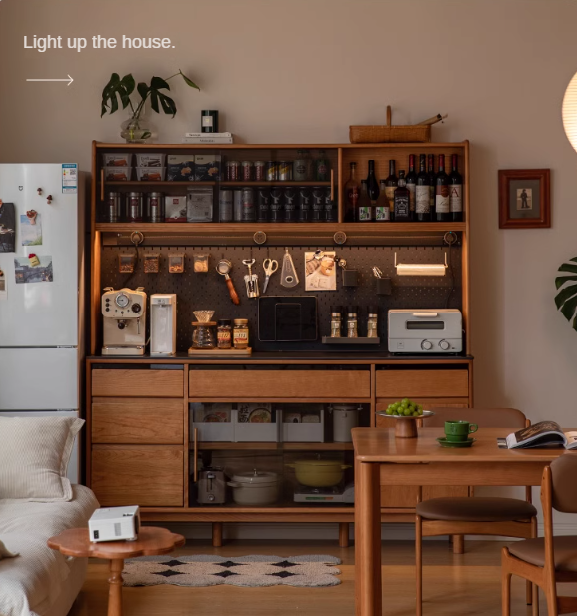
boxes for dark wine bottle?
[449,154,463,222]
[344,161,360,223]
[366,160,380,203]
[357,180,372,222]
[393,171,411,222]
[415,154,431,222]
[427,154,436,218]
[405,154,417,221]
[435,154,450,222]
[384,160,397,222]
[375,180,390,221]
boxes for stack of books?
[182,132,234,144]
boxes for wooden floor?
[69,539,577,616]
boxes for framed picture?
[498,169,550,229]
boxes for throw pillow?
[0,416,84,502]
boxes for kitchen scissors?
[262,258,279,294]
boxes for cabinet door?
[92,446,184,507]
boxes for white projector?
[88,505,140,542]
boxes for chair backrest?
[550,453,577,513]
[423,407,527,429]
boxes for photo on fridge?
[14,255,54,284]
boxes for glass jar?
[233,319,249,349]
[293,150,308,182]
[192,321,216,349]
[367,306,379,338]
[330,306,343,338]
[217,319,232,349]
[347,306,359,338]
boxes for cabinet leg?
[452,535,464,554]
[339,522,349,548]
[212,522,223,547]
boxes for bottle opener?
[280,248,299,288]
[242,259,260,299]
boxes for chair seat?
[416,497,537,522]
[509,536,577,572]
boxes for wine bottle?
[385,160,397,222]
[393,171,411,222]
[415,154,431,222]
[449,154,463,222]
[405,154,417,221]
[366,160,380,203]
[427,154,436,218]
[344,162,360,223]
[435,154,450,222]
[357,180,372,222]
[375,180,390,221]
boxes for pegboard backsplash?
[100,245,462,352]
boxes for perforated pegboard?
[100,244,462,352]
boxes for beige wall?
[2,1,577,469]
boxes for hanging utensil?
[280,248,299,288]
[372,266,383,279]
[216,259,240,305]
[242,258,260,299]
[262,258,279,294]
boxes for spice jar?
[144,253,160,274]
[367,306,379,338]
[168,253,185,274]
[118,253,136,274]
[193,254,209,273]
[233,319,249,349]
[330,306,343,338]
[217,319,232,349]
[347,306,359,338]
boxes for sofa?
[0,416,99,616]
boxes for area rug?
[123,554,342,587]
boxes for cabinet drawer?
[92,369,183,397]
[189,370,370,399]
[376,370,469,399]
[92,398,183,444]
[91,446,183,507]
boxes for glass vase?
[120,114,153,144]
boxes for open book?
[504,421,577,449]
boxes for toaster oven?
[388,309,463,353]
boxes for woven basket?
[349,106,431,144]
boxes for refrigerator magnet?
[0,201,16,253]
[21,212,42,246]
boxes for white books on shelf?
[185,132,232,138]
[182,137,234,144]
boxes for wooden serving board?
[188,347,252,356]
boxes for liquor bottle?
[427,154,436,218]
[315,150,329,181]
[366,160,380,203]
[357,180,372,222]
[405,154,417,221]
[384,160,398,222]
[393,171,411,222]
[344,162,360,223]
[375,180,390,221]
[415,154,431,222]
[449,154,463,222]
[435,154,450,222]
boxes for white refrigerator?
[0,164,85,482]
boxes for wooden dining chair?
[416,408,538,616]
[502,453,577,616]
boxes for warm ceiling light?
[562,71,577,151]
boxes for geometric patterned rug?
[123,554,342,587]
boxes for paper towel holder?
[394,252,448,276]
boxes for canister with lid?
[233,319,249,349]
[126,192,143,222]
[217,319,232,349]
[330,306,343,338]
[146,192,164,222]
[347,306,359,338]
[219,188,233,222]
[105,192,122,222]
[233,190,243,222]
[331,404,361,442]
[367,306,379,338]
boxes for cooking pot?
[227,470,281,506]
[331,404,361,442]
[287,458,351,488]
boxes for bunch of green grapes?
[384,398,423,417]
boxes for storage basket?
[349,106,431,144]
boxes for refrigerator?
[0,164,85,483]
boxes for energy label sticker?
[62,163,78,194]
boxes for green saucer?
[436,437,476,448]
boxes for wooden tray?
[349,106,431,144]
[188,347,252,356]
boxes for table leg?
[339,522,350,548]
[108,559,124,616]
[355,461,381,616]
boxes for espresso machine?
[102,287,147,355]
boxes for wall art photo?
[305,251,337,291]
[498,169,550,229]
[20,211,43,246]
[14,255,54,284]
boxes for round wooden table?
[48,526,185,616]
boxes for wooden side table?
[48,526,185,616]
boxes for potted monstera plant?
[555,256,577,330]
[101,69,200,143]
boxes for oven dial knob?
[208,494,215,502]
[439,339,450,351]
[421,339,433,350]
[132,303,141,314]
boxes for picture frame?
[498,169,551,229]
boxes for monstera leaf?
[555,257,577,330]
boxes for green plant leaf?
[151,76,170,91]
[555,284,577,310]
[555,257,577,330]
[555,275,577,290]
[150,89,159,114]
[101,72,136,116]
[559,263,577,275]
[158,92,177,117]
[137,82,149,100]
[121,74,135,96]
[179,70,200,90]
[560,294,577,322]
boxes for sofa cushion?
[0,416,83,502]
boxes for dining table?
[352,426,569,616]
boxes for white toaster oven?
[388,309,463,353]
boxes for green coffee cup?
[444,420,478,442]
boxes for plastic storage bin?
[234,406,280,442]
[136,167,166,181]
[190,403,234,442]
[104,167,131,181]
[282,409,325,443]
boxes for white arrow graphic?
[26,75,74,86]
